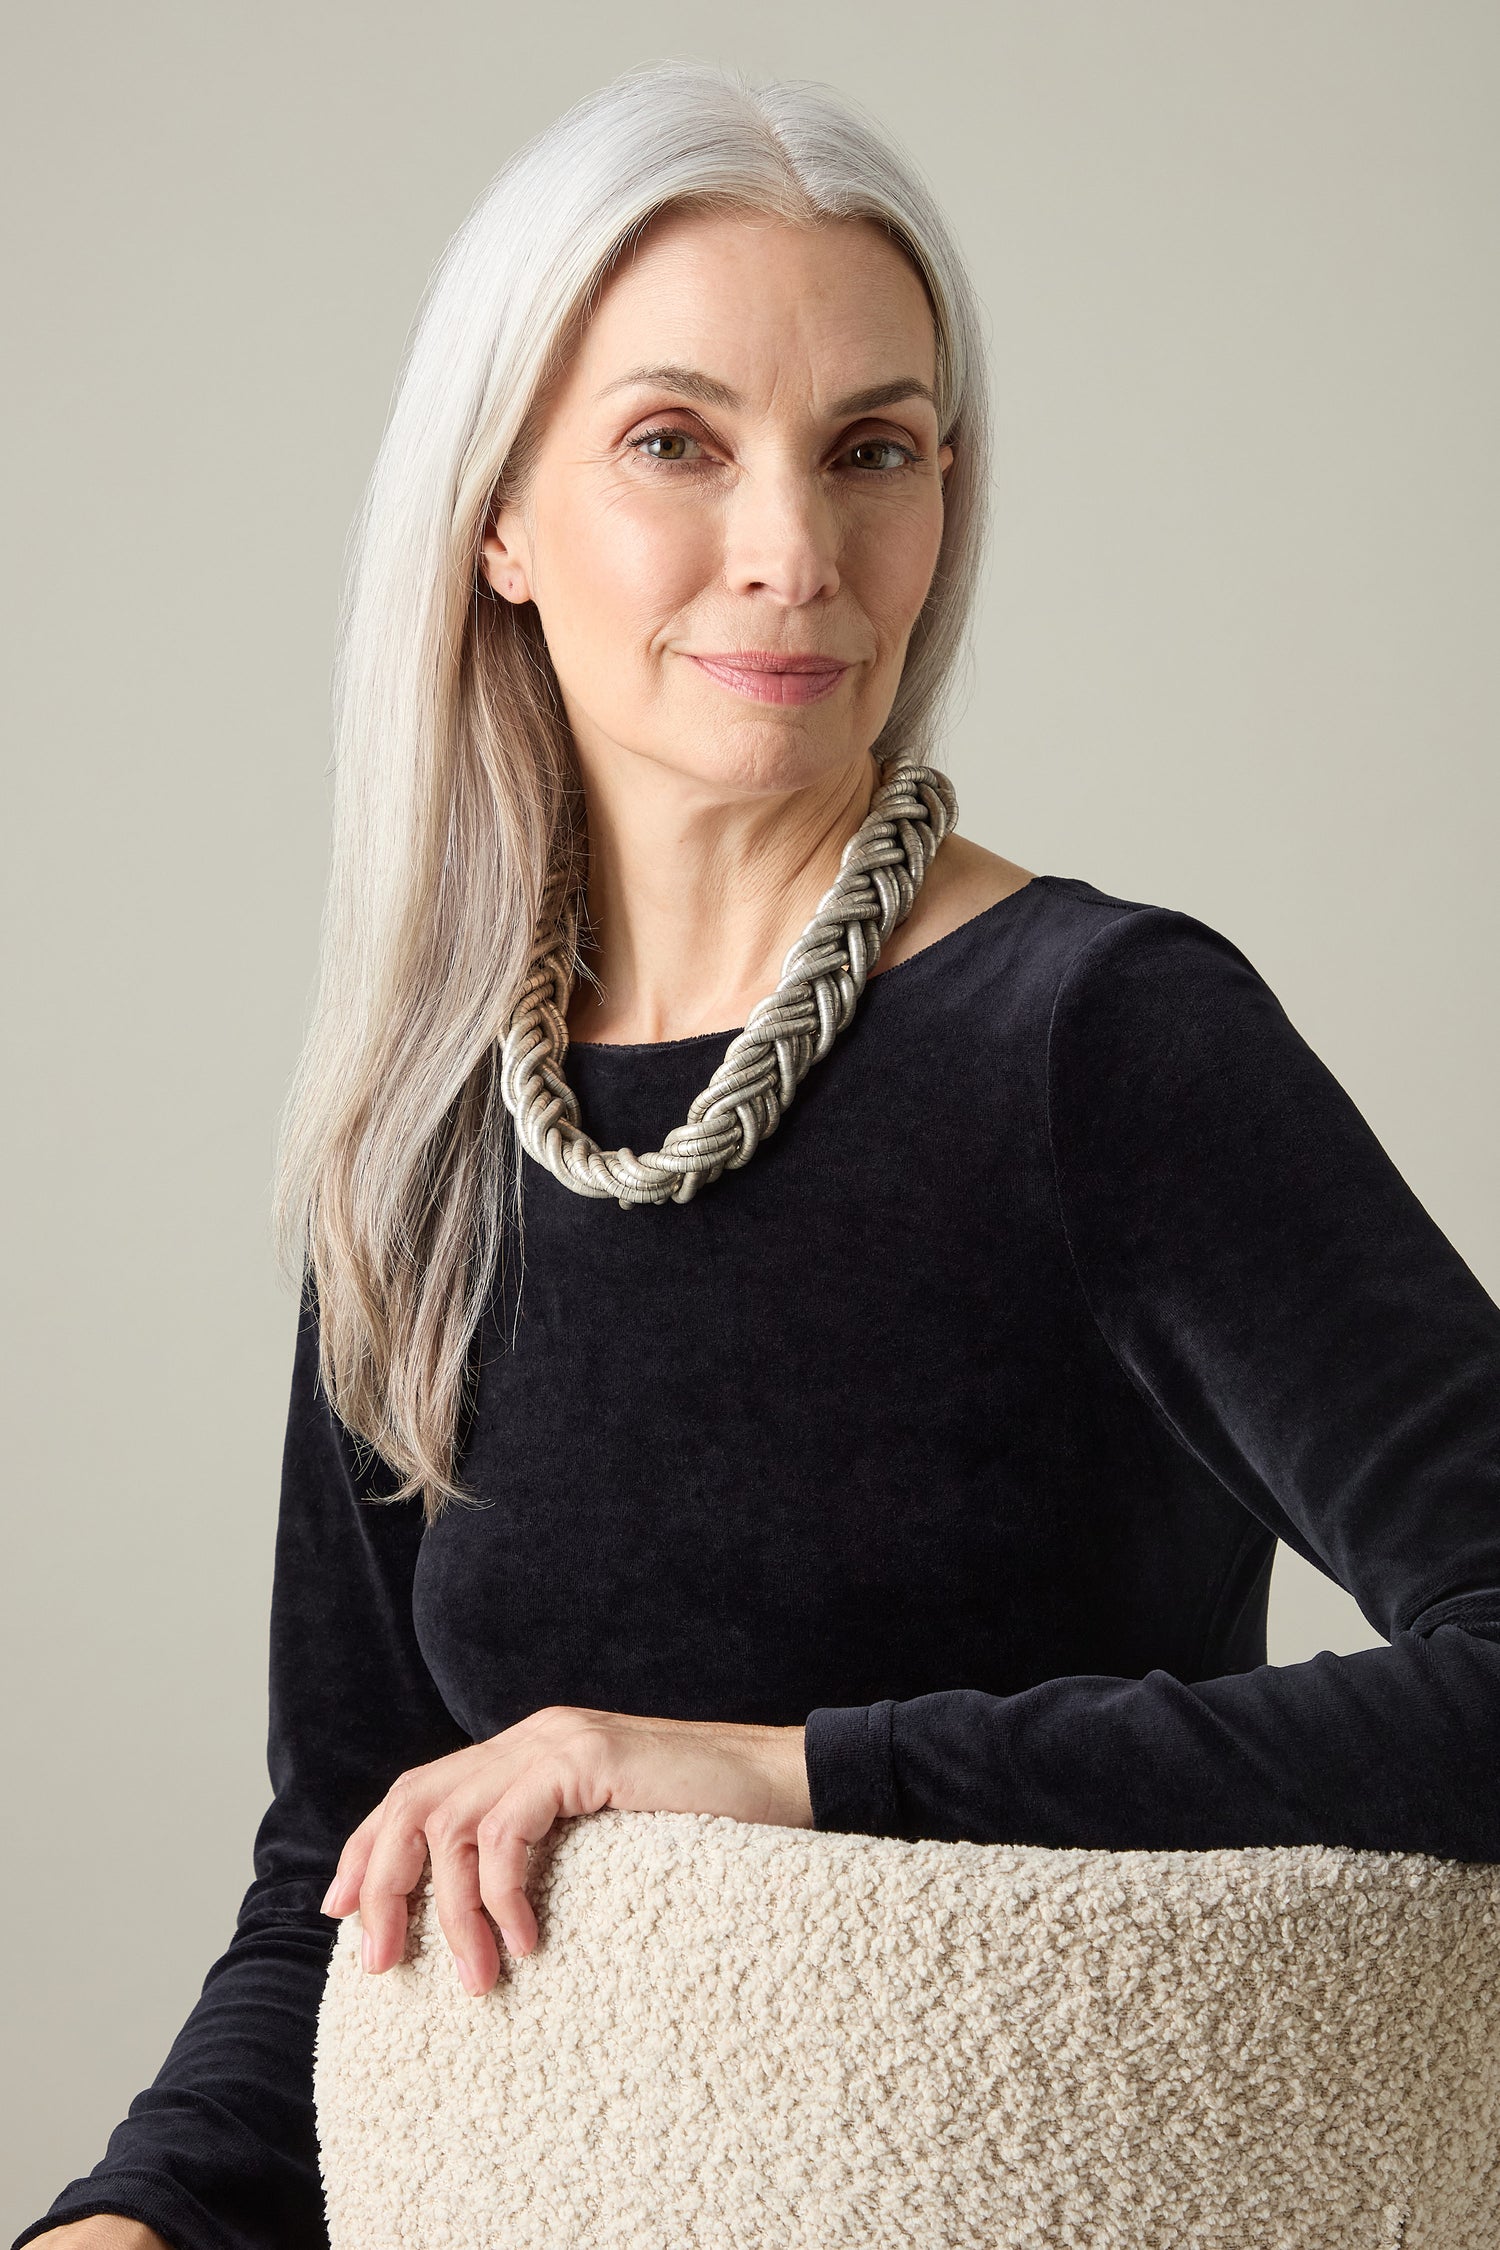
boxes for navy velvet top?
[18,872,1500,2250]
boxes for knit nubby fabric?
[315,1809,1500,2250]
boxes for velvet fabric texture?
[17,872,1500,2250]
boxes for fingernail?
[361,1930,375,1972]
[320,1883,339,1916]
[459,1957,483,1996]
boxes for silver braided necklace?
[498,754,959,1208]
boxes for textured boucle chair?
[314,1806,1500,2248]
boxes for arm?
[804,906,1500,1852]
[23,2228,166,2250]
[12,1289,472,2250]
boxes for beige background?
[3,1,1496,2229]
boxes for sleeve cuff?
[803,1699,900,1836]
[10,2175,233,2250]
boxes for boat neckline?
[564,872,1052,1058]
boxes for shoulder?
[913,867,1332,1173]
[871,842,1304,1090]
[928,858,1278,1033]
[897,824,1266,988]
[1038,880,1376,1204]
[1037,881,1292,1068]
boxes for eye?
[626,425,711,468]
[843,436,919,475]
[622,423,923,476]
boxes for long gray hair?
[270,57,994,1524]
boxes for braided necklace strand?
[498,754,960,1209]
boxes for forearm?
[22,2224,167,2250]
[806,1619,1500,1853]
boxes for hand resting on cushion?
[319,1703,813,1997]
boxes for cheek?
[846,497,947,652]
[539,487,713,688]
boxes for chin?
[666,727,868,798]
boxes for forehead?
[567,206,940,396]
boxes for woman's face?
[481,206,954,800]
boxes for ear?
[479,501,535,605]
[938,441,955,480]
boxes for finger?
[319,1805,384,1918]
[475,1765,578,1961]
[356,1770,448,1972]
[424,1781,515,1996]
[420,1718,583,1989]
[324,1742,477,1923]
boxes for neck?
[563,745,883,1046]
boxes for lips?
[686,651,851,707]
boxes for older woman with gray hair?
[21,55,1500,2250]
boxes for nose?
[720,457,841,608]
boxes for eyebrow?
[595,364,939,418]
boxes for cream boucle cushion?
[314,1807,1500,2248]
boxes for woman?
[19,55,1500,2250]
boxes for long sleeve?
[13,1288,472,2250]
[804,904,1500,1853]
